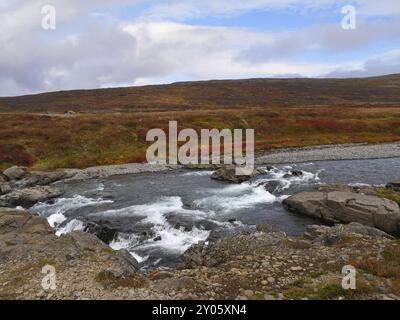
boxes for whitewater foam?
[56,219,85,236]
[30,195,114,235]
[194,184,278,213]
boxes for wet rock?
[0,186,64,207]
[2,166,28,181]
[283,170,303,178]
[211,165,265,183]
[284,189,400,235]
[387,181,400,192]
[153,236,162,242]
[256,180,280,193]
[84,221,118,244]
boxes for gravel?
[256,142,400,164]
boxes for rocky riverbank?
[0,164,177,208]
[256,142,400,164]
[1,147,400,300]
[1,207,400,300]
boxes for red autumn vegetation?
[0,75,399,170]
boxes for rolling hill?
[1,74,400,171]
[1,74,400,113]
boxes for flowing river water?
[30,157,399,270]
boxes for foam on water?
[255,167,322,191]
[47,212,67,228]
[93,196,211,222]
[31,195,114,217]
[194,184,278,213]
[96,197,211,260]
[56,219,85,236]
[30,195,114,235]
[139,225,210,253]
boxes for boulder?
[0,207,53,235]
[0,208,139,276]
[255,180,280,193]
[2,166,27,181]
[283,190,400,235]
[0,186,64,207]
[211,165,265,183]
[387,181,400,192]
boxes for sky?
[0,0,399,97]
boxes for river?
[30,157,399,270]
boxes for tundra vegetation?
[1,76,400,171]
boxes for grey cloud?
[325,56,400,78]
[235,17,400,64]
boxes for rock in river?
[283,190,400,235]
[211,165,265,183]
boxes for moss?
[103,247,115,254]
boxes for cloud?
[0,0,399,96]
[326,49,400,78]
[235,18,400,64]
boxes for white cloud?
[0,0,399,96]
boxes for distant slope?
[1,74,400,113]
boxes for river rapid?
[30,157,399,270]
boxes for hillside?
[1,75,400,171]
[1,74,400,113]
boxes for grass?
[95,270,146,289]
[284,279,374,300]
[353,245,400,294]
[1,106,400,171]
[284,284,346,300]
[376,188,400,206]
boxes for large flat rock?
[283,190,400,235]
